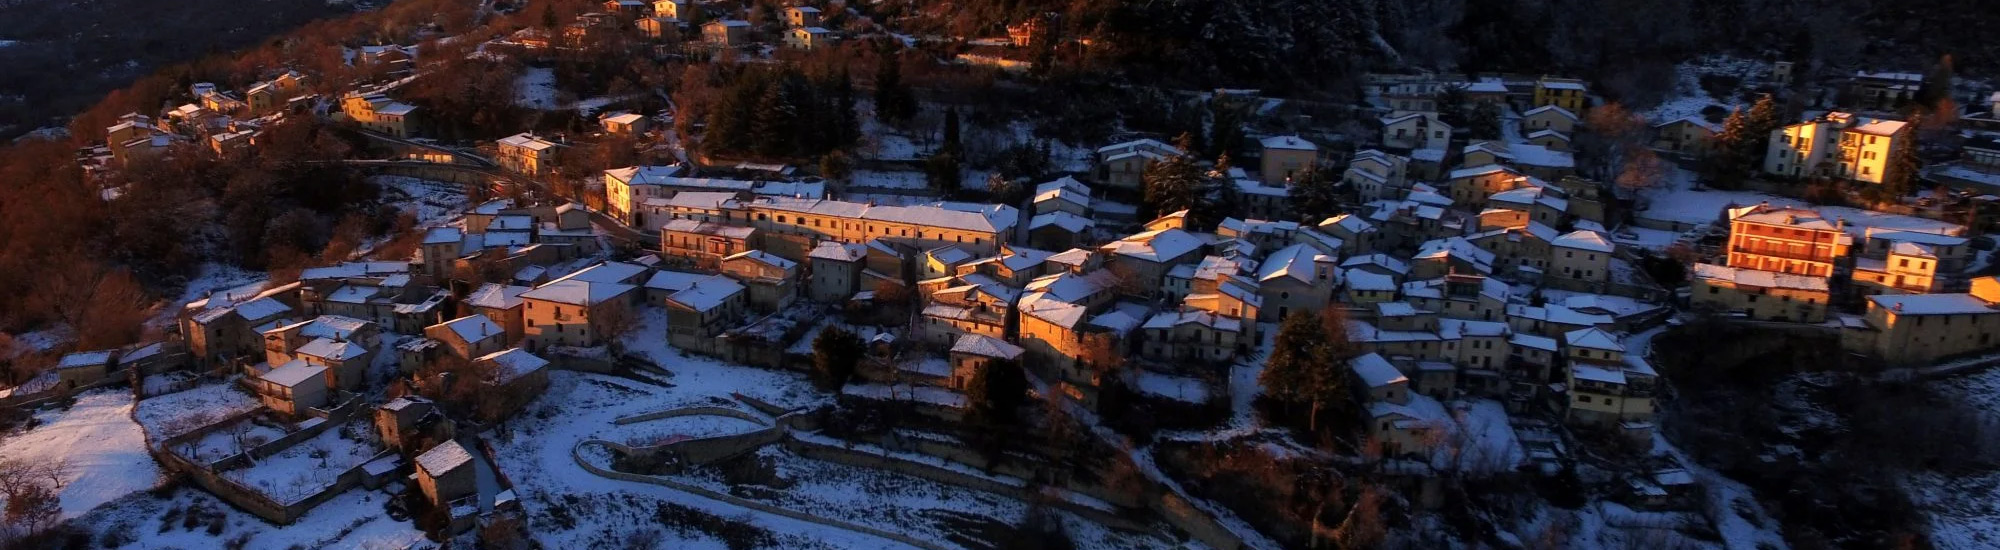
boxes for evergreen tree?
[541,3,558,28]
[1287,168,1342,222]
[1736,95,1784,168]
[811,326,866,390]
[966,359,1028,426]
[1916,54,1956,114]
[1467,102,1504,140]
[751,80,797,157]
[873,49,916,125]
[1883,113,1924,199]
[942,108,962,157]
[1142,133,1206,221]
[1259,310,1360,436]
[820,150,853,184]
[834,68,860,147]
[1205,98,1244,159]
[1703,107,1752,189]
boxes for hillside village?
[7,1,2000,550]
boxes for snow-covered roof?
[261,359,327,388]
[1350,353,1407,388]
[666,275,745,312]
[297,338,368,361]
[466,284,532,310]
[558,261,651,285]
[1439,319,1509,338]
[1345,269,1399,291]
[1259,135,1317,151]
[522,279,635,306]
[1142,310,1243,333]
[724,250,798,271]
[1691,263,1829,291]
[1447,163,1519,181]
[750,197,1017,233]
[1464,78,1508,93]
[1870,293,1999,316]
[1523,104,1578,122]
[1020,292,1088,329]
[1551,230,1615,253]
[927,245,975,266]
[1341,253,1409,275]
[1095,138,1181,157]
[601,112,644,125]
[57,350,115,369]
[950,334,1025,360]
[1570,363,1626,385]
[1100,228,1203,263]
[437,315,502,343]
[1537,79,1586,91]
[1416,237,1496,272]
[1728,204,1844,232]
[1257,243,1329,284]
[658,191,741,210]
[1507,304,1615,327]
[416,440,474,476]
[1510,333,1558,352]
[1030,211,1093,233]
[423,227,463,245]
[300,261,411,281]
[603,165,690,186]
[1564,327,1623,352]
[1850,118,1907,137]
[498,132,559,151]
[234,297,293,321]
[1024,271,1111,303]
[1889,241,1937,258]
[1867,228,1967,247]
[1033,176,1091,206]
[662,219,758,239]
[478,348,549,384]
[809,241,870,262]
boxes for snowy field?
[135,382,262,440]
[1644,56,1765,124]
[0,390,163,518]
[67,485,423,550]
[174,417,288,464]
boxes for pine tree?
[751,80,797,157]
[541,3,558,29]
[1884,113,1924,199]
[811,326,865,390]
[1741,94,1781,162]
[941,108,962,157]
[1916,54,1955,114]
[1259,310,1360,436]
[873,49,915,125]
[927,147,962,196]
[966,359,1027,426]
[1142,133,1205,221]
[834,68,860,147]
[1704,107,1752,189]
[1287,168,1341,222]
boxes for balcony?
[1730,246,1833,264]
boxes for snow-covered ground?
[135,382,262,440]
[1638,164,1963,239]
[515,67,562,109]
[1644,56,1765,124]
[849,169,929,190]
[220,422,383,504]
[0,390,163,518]
[1913,368,2000,550]
[67,485,423,550]
[374,174,470,227]
[492,307,1170,549]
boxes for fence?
[148,399,382,524]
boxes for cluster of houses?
[515,1,837,52]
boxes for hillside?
[0,0,351,139]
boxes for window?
[1579,395,1592,403]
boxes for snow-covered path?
[0,390,163,518]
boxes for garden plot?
[219,421,383,504]
[172,417,289,464]
[135,382,262,439]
